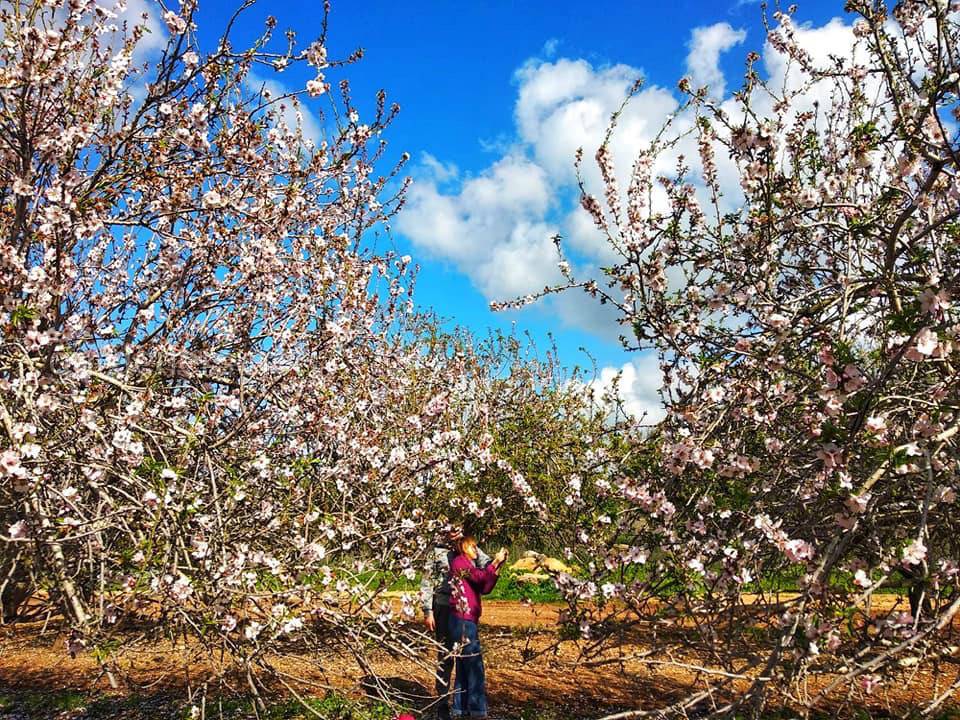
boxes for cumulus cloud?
[591,353,665,425]
[247,73,325,146]
[397,155,560,298]
[685,22,746,98]
[122,0,168,62]
[421,152,459,184]
[397,54,682,313]
[397,24,748,323]
[396,14,859,352]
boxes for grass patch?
[0,690,397,720]
[488,569,562,603]
[0,689,90,715]
[260,693,395,719]
[178,693,397,720]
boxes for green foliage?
[0,690,87,714]
[175,692,396,720]
[261,693,395,720]
[0,690,133,718]
[10,304,37,326]
[0,690,397,720]
[515,705,569,720]
[487,569,562,602]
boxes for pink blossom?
[783,539,814,563]
[691,447,715,469]
[912,328,939,358]
[767,313,789,330]
[824,367,840,389]
[817,443,842,469]
[170,576,193,602]
[764,437,783,453]
[305,41,328,67]
[920,288,950,316]
[842,364,865,392]
[7,520,29,540]
[864,416,886,434]
[852,18,870,36]
[860,675,881,694]
[163,11,188,34]
[0,450,25,478]
[282,617,303,634]
[901,539,927,567]
[12,177,32,196]
[244,622,263,641]
[201,189,222,209]
[845,493,870,514]
[142,490,159,509]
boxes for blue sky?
[184,0,853,418]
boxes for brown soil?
[0,598,957,719]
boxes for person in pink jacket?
[448,534,508,719]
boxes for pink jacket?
[449,553,500,622]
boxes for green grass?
[0,688,955,719]
[0,690,397,720]
[178,693,397,719]
[0,689,89,714]
[487,568,562,603]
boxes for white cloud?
[398,55,682,313]
[591,353,665,424]
[396,15,859,347]
[247,73,324,145]
[563,204,617,263]
[30,0,168,75]
[421,152,459,184]
[514,57,664,184]
[761,17,856,94]
[541,38,560,58]
[685,23,746,98]
[397,155,560,298]
[122,0,168,62]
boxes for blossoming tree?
[516,1,960,716]
[0,0,619,712]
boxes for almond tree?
[518,1,960,716]
[0,0,615,712]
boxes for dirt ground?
[0,597,958,719]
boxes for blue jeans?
[448,615,487,718]
[433,602,454,720]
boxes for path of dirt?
[0,598,957,719]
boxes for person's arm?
[419,574,433,614]
[455,555,502,596]
[476,547,492,568]
[420,551,438,628]
[477,563,500,595]
[477,548,509,594]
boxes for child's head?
[456,534,479,560]
[445,524,464,545]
